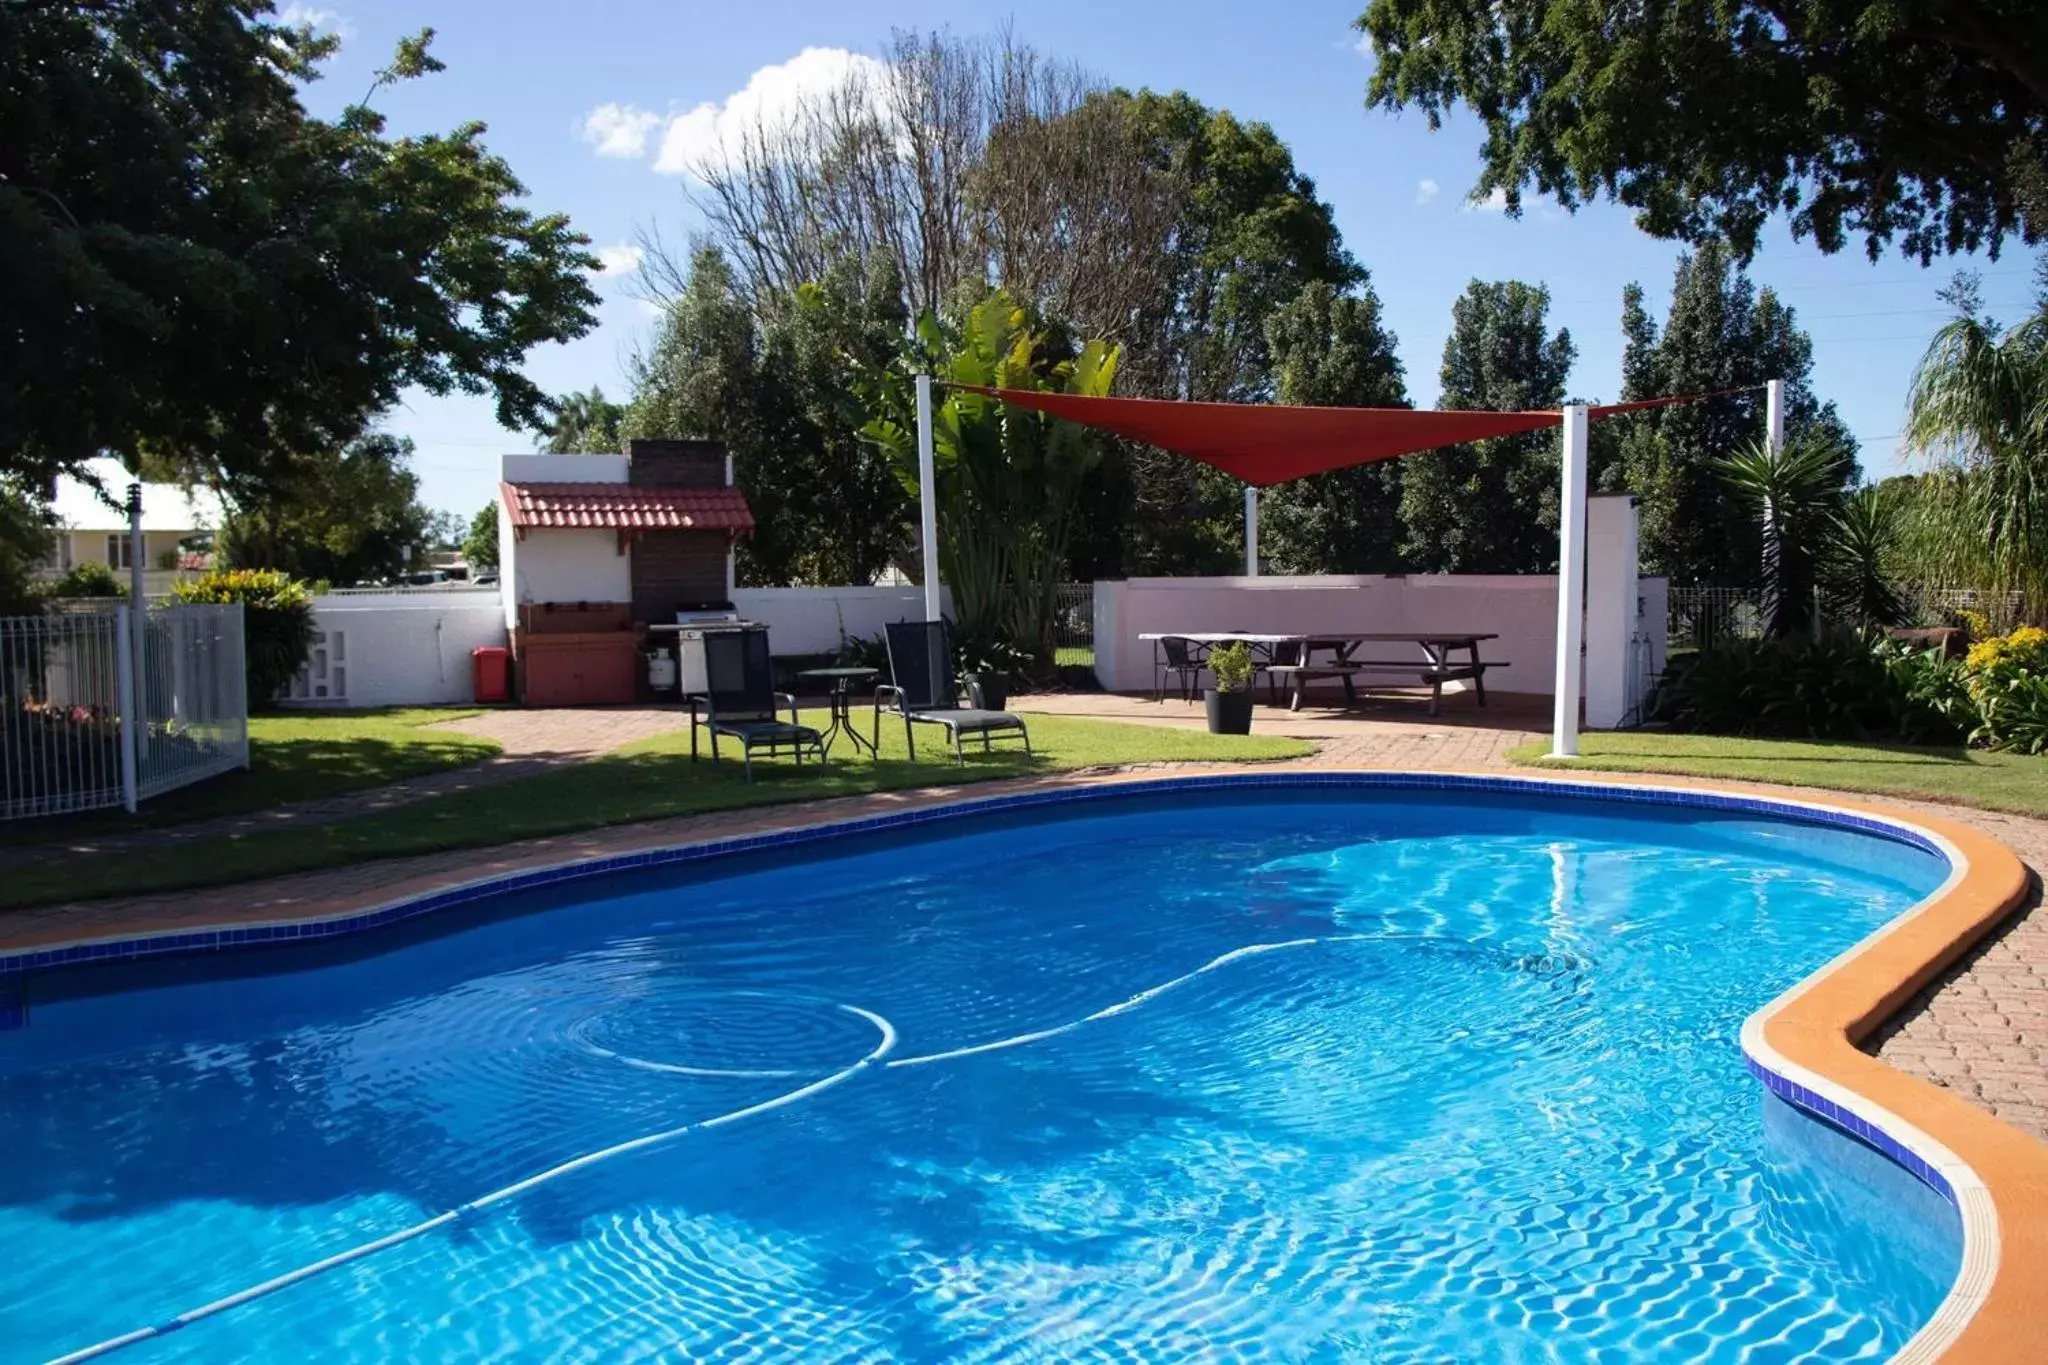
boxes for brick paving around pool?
[3,690,2043,1149]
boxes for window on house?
[105,534,132,570]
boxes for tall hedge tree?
[1,4,599,502]
[1614,241,1856,587]
[1257,279,1412,573]
[1400,281,1575,573]
[1359,0,2048,262]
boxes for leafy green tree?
[0,479,56,616]
[1358,0,2048,262]
[1,5,599,502]
[1614,241,1855,586]
[1399,281,1574,573]
[1104,92,1365,574]
[1256,279,1412,573]
[625,247,913,586]
[218,435,435,585]
[1903,293,2048,613]
[862,291,1118,672]
[537,388,624,453]
[463,505,500,571]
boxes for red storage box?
[471,646,511,704]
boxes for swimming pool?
[0,779,1965,1362]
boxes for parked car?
[472,570,499,587]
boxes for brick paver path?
[5,690,2043,1146]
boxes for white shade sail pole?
[1243,486,1260,577]
[1766,378,1785,452]
[1550,404,1590,758]
[916,374,942,623]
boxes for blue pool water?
[0,786,1960,1362]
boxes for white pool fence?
[1,602,249,820]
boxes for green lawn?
[7,711,1308,907]
[1508,731,2048,818]
[2,708,499,845]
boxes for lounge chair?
[687,628,826,780]
[879,620,1032,764]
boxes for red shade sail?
[950,386,1732,487]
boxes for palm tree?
[1714,434,1851,636]
[1826,485,1908,629]
[1903,308,2048,617]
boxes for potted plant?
[1204,641,1255,735]
[958,635,1027,710]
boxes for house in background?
[41,458,225,594]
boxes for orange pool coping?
[4,767,2043,1360]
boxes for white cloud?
[1415,179,1440,207]
[595,243,644,277]
[1464,186,1510,213]
[581,103,663,159]
[652,47,888,177]
[277,3,350,36]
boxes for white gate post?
[1243,486,1260,577]
[126,483,150,767]
[1550,405,1590,757]
[915,374,942,623]
[114,604,139,812]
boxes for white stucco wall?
[1092,570,1667,716]
[283,592,508,707]
[1092,575,1559,697]
[732,586,956,655]
[507,529,632,620]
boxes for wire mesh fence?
[1052,583,1094,671]
[1,602,248,821]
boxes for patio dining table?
[1138,631,1502,715]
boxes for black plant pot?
[966,673,1007,711]
[1205,687,1254,735]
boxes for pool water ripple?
[0,788,1961,1362]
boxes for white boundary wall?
[1093,575,1560,696]
[733,586,955,656]
[1093,573,1667,712]
[284,589,507,708]
[281,585,960,706]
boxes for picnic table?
[1138,631,1503,716]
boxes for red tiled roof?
[501,482,754,533]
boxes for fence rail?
[1,603,248,822]
[1666,584,2032,654]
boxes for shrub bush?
[1964,626,2048,752]
[41,562,125,599]
[168,569,316,708]
[1651,632,1970,744]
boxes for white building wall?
[1584,494,1640,729]
[284,592,508,708]
[732,586,955,655]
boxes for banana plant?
[861,291,1118,676]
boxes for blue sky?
[286,0,2043,519]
